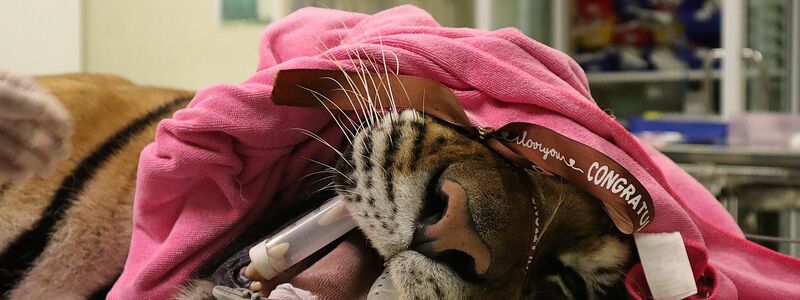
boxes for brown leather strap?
[491,123,653,234]
[271,69,654,234]
[485,138,553,175]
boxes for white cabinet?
[0,0,83,75]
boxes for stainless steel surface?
[780,209,800,257]
[663,143,800,257]
[660,144,800,169]
[677,164,800,187]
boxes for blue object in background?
[628,116,728,145]
[676,0,721,48]
[674,47,708,69]
[576,50,621,72]
[614,0,653,22]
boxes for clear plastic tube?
[248,195,357,280]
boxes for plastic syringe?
[247,195,357,280]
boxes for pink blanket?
[109,5,800,299]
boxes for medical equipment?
[244,195,400,299]
[247,195,357,280]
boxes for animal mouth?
[409,242,484,284]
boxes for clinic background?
[1,0,799,257]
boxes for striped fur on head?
[296,26,638,297]
[0,74,192,299]
[333,109,634,299]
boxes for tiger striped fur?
[0,72,635,300]
[0,74,192,299]
[332,110,634,299]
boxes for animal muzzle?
[411,178,491,281]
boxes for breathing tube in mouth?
[243,195,399,299]
[245,195,356,281]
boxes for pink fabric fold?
[109,5,800,299]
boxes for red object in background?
[614,23,653,46]
[575,0,615,21]
[574,0,617,50]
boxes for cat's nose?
[411,178,491,278]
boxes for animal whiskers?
[294,29,422,193]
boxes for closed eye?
[417,164,450,226]
[558,266,588,300]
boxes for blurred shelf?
[658,144,800,168]
[678,163,800,187]
[661,144,800,189]
[587,70,716,83]
[586,69,785,84]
